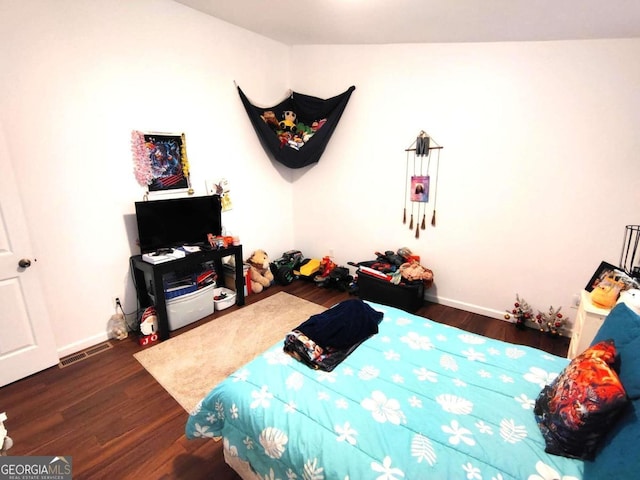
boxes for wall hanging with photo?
[402,131,442,238]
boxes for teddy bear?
[247,249,275,294]
[260,110,279,130]
[399,260,434,288]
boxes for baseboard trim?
[425,293,571,338]
[425,293,507,321]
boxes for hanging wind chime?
[403,131,442,238]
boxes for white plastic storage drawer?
[165,283,215,331]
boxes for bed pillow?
[583,398,639,479]
[591,302,640,350]
[609,334,640,400]
[534,340,629,460]
[591,302,640,399]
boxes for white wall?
[291,40,640,324]
[0,0,294,356]
[2,0,640,356]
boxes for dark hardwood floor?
[0,281,569,479]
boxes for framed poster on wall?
[131,131,191,195]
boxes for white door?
[0,124,58,387]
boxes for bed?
[186,299,640,479]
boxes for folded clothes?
[285,330,324,362]
[283,299,383,371]
[295,298,383,349]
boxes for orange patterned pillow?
[534,340,629,459]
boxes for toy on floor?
[270,250,304,285]
[0,412,13,456]
[314,256,353,292]
[314,256,337,282]
[247,249,274,293]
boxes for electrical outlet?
[112,296,121,311]
[571,293,581,308]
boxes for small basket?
[213,287,236,311]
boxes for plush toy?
[311,118,327,131]
[0,412,13,456]
[260,110,279,130]
[399,260,434,288]
[279,110,297,132]
[247,249,275,293]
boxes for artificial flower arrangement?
[505,294,568,336]
[505,294,533,330]
[131,130,153,186]
[535,306,566,337]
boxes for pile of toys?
[267,247,435,295]
[350,247,434,288]
[269,251,354,292]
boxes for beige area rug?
[134,291,326,412]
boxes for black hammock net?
[238,85,356,169]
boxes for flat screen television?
[134,195,222,253]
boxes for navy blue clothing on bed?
[295,298,383,349]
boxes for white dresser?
[567,290,612,359]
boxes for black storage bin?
[357,271,424,313]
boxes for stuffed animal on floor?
[399,260,434,288]
[0,412,13,456]
[247,249,275,293]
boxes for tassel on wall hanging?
[403,131,442,238]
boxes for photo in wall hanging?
[402,131,442,238]
[131,130,192,195]
[410,175,430,203]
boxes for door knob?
[18,258,31,268]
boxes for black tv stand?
[130,244,245,340]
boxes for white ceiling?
[174,0,640,45]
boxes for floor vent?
[58,341,113,368]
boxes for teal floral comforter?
[186,301,583,480]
